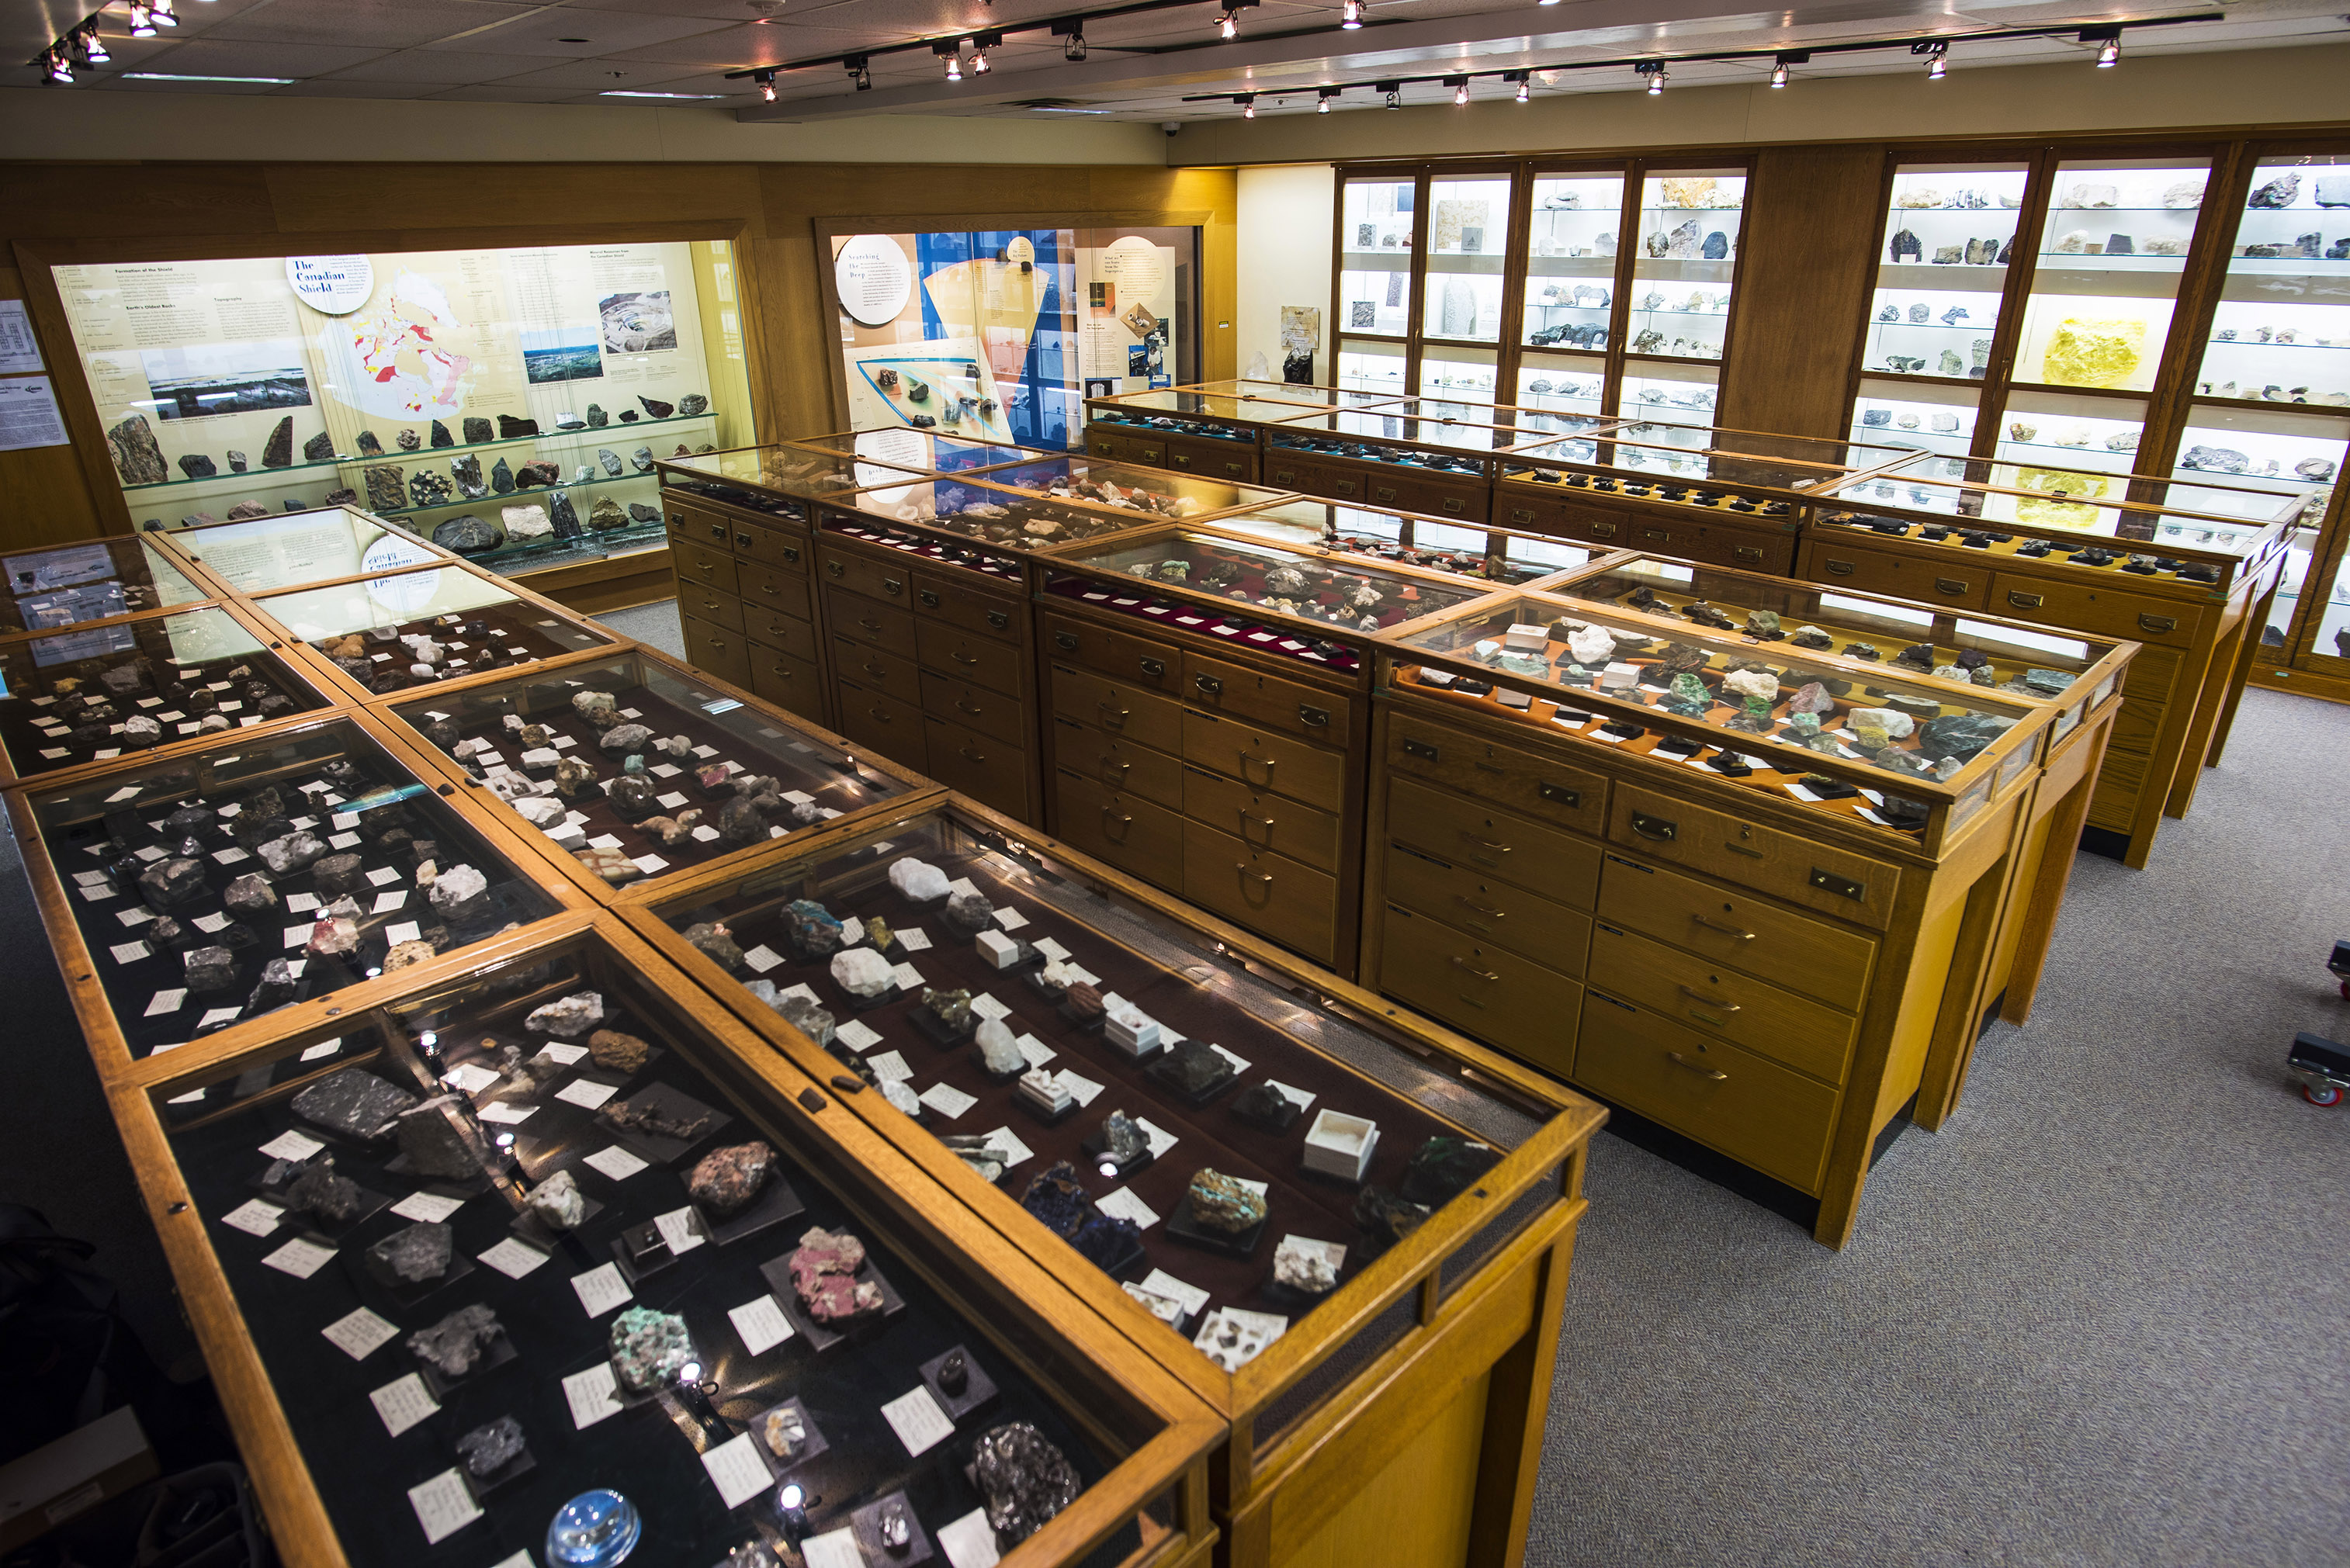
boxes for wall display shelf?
[2012,158,2212,396]
[1804,464,2296,864]
[0,602,336,786]
[1031,526,1485,971]
[626,795,1603,1566]
[1,535,213,635]
[1334,172,1421,400]
[1362,582,2119,1243]
[383,643,933,905]
[2,708,582,1075]
[1861,162,2030,393]
[152,505,450,596]
[111,919,1222,1568]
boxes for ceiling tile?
[203,0,540,50]
[484,56,712,88]
[321,49,555,83]
[107,36,396,76]
[268,78,450,98]
[414,8,741,56]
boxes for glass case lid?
[641,799,1569,1374]
[1264,403,1535,461]
[656,442,906,502]
[20,711,570,1061]
[1506,421,1899,495]
[1163,379,1412,410]
[1215,497,1613,587]
[386,645,920,891]
[771,427,1061,474]
[1820,466,2291,569]
[137,923,1195,1568]
[820,470,1170,554]
[956,455,1292,520]
[161,505,446,594]
[253,566,615,695]
[0,604,334,780]
[2,535,210,635]
[1386,590,2041,830]
[1878,451,2310,528]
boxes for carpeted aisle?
[1527,684,2350,1568]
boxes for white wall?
[1235,163,1337,383]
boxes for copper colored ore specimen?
[971,1422,1081,1544]
[407,1303,501,1377]
[1185,1168,1267,1234]
[601,1096,715,1143]
[788,1226,882,1324]
[687,1141,775,1217]
[589,1029,652,1073]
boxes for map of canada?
[321,269,476,420]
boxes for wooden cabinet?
[661,493,823,725]
[1496,480,1798,575]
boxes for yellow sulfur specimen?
[2012,466,2110,530]
[1659,176,1721,209]
[2042,317,2145,389]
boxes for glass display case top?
[1501,421,1885,511]
[656,443,899,519]
[24,714,566,1059]
[390,647,914,891]
[1042,526,1487,673]
[1387,591,2039,836]
[2,535,210,635]
[0,605,333,780]
[953,455,1291,521]
[819,470,1163,562]
[773,427,1059,475]
[147,929,1174,1568]
[1264,403,1565,475]
[255,566,615,696]
[161,504,445,594]
[649,802,1557,1374]
[1166,379,1403,410]
[1218,497,1610,587]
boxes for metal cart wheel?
[2303,1083,2344,1107]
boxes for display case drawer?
[680,585,743,634]
[1385,775,1601,907]
[667,502,733,551]
[1184,764,1343,874]
[1050,715,1184,811]
[731,519,807,573]
[1495,488,1630,550]
[823,586,916,651]
[834,677,923,764]
[1808,540,1990,611]
[922,714,1028,819]
[1041,614,1183,694]
[819,546,912,607]
[1505,495,1790,574]
[1576,992,1839,1193]
[740,564,813,627]
[677,540,739,597]
[1164,435,1258,483]
[1381,843,1592,973]
[1989,572,2193,648]
[1050,663,1185,755]
[917,618,1024,698]
[1588,921,1856,1085]
[1053,767,1184,886]
[747,635,816,715]
[680,611,751,689]
[1596,852,1877,1012]
[1378,905,1581,1079]
[1383,711,1610,839]
[1182,651,1354,749]
[1607,784,1899,931]
[1262,456,1316,490]
[920,670,1029,749]
[1182,821,1338,966]
[1180,709,1347,809]
[833,635,921,706]
[914,569,1022,643]
[1085,429,1165,467]
[747,604,817,663]
[1359,469,1488,521]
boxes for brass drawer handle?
[1173,454,1192,469]
[1690,914,1756,941]
[868,705,892,722]
[1239,753,1277,784]
[1934,578,1970,596]
[706,636,728,650]
[667,512,685,528]
[987,611,1010,630]
[1667,1051,1728,1081]
[960,745,987,763]
[1678,984,1740,1012]
[1825,559,1855,576]
[951,650,979,666]
[1298,704,1330,728]
[858,618,882,633]
[707,524,726,542]
[827,560,845,576]
[1054,631,1080,652]
[1403,739,1439,761]
[1809,867,1866,901]
[1273,468,1298,483]
[1100,704,1129,725]
[698,601,723,614]
[1630,811,1678,842]
[862,661,888,679]
[1374,486,1399,503]
[768,664,792,679]
[1334,479,1358,497]
[1236,864,1274,884]
[1724,840,1764,859]
[1194,673,1224,696]
[1509,508,1535,524]
[734,532,754,549]
[1098,756,1129,775]
[1450,956,1502,982]
[882,577,903,596]
[1539,781,1580,808]
[2137,613,2177,635]
[1589,521,1617,539]
[2007,590,2043,610]
[761,584,781,596]
[1139,656,1166,678]
[781,545,800,564]
[1241,811,1277,829]
[1441,497,1466,514]
[1642,528,1670,542]
[955,699,985,718]
[1734,546,1763,563]
[1459,833,1511,853]
[919,590,941,608]
[1104,808,1132,829]
[1224,463,1245,477]
[696,561,718,574]
[1457,897,1506,919]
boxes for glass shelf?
[1422,172,1512,346]
[119,413,721,495]
[161,505,445,594]
[2012,159,2210,393]
[1220,497,1609,587]
[1627,170,1745,363]
[2203,154,2350,412]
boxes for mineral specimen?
[1354,1185,1433,1251]
[608,1305,695,1392]
[1099,1109,1149,1165]
[427,863,490,922]
[598,723,652,756]
[407,1303,501,1378]
[107,414,169,484]
[716,797,765,846]
[789,1227,882,1323]
[1401,1135,1503,1204]
[889,857,951,901]
[923,987,974,1033]
[942,890,995,936]
[972,1424,1080,1545]
[976,1017,1025,1075]
[366,1222,454,1286]
[137,857,207,910]
[2042,317,2146,389]
[257,831,328,874]
[763,1404,808,1459]
[286,1158,365,1223]
[577,847,643,886]
[1186,1168,1267,1234]
[831,945,895,999]
[261,417,294,469]
[522,1169,587,1231]
[589,1029,652,1073]
[1273,1235,1340,1295]
[456,1416,525,1479]
[688,1141,775,1217]
[776,995,835,1050]
[526,991,604,1037]
[292,1069,417,1141]
[684,922,744,969]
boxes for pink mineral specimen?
[789,1226,882,1323]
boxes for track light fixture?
[151,0,179,26]
[1768,52,1797,87]
[1217,5,1238,40]
[2082,26,2121,65]
[1340,0,1364,27]
[44,45,72,83]
[1239,92,1255,117]
[1317,86,1338,112]
[755,68,777,100]
[82,25,109,64]
[1444,74,1468,105]
[1053,19,1087,60]
[1913,40,1947,78]
[129,2,157,38]
[1637,61,1666,94]
[935,40,962,80]
[972,43,990,72]
[1509,71,1530,102]
[844,54,871,89]
[1376,79,1401,109]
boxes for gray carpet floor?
[4,604,2343,1559]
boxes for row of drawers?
[1803,537,2199,648]
[1083,427,1260,483]
[1496,486,1797,577]
[1260,452,1489,521]
[827,579,1034,820]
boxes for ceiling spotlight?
[151,0,178,25]
[1376,78,1400,109]
[1445,74,1468,105]
[45,46,73,83]
[1239,92,1255,117]
[129,2,157,38]
[1913,40,1947,78]
[972,44,990,73]
[755,69,776,101]
[2086,26,2122,66]
[1340,0,1364,26]
[1637,61,1666,95]
[1055,20,1087,60]
[1317,86,1338,112]
[1218,6,1239,40]
[81,26,109,64]
[936,40,962,80]
[1508,71,1530,102]
[845,54,871,89]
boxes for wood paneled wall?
[2,161,1238,552]
[1716,145,1887,439]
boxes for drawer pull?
[960,745,987,763]
[1449,957,1502,982]
[761,584,781,596]
[1224,462,1245,477]
[1509,508,1536,524]
[1630,811,1678,842]
[1641,528,1670,542]
[1690,914,1757,941]
[882,577,903,596]
[1677,984,1740,1012]
[1240,811,1277,830]
[1334,479,1358,497]
[1236,864,1274,885]
[1298,704,1331,729]
[1239,753,1277,786]
[1734,546,1763,563]
[1054,631,1080,652]
[1934,578,1970,596]
[950,649,979,666]
[955,699,986,718]
[734,532,754,549]
[1456,897,1506,919]
[768,664,792,679]
[707,524,726,542]
[1104,808,1132,829]
[1809,867,1866,901]
[1139,656,1166,678]
[1098,757,1129,776]
[2007,590,2043,610]
[1402,739,1440,761]
[827,561,845,577]
[781,546,801,565]
[1100,704,1130,725]
[861,662,888,679]
[857,618,882,634]
[667,512,685,528]
[1441,497,1467,515]
[2137,613,2177,635]
[1274,468,1298,483]
[696,561,718,574]
[1824,559,1855,576]
[706,637,727,650]
[919,590,941,607]
[1538,781,1580,808]
[1724,839,1764,859]
[698,601,723,614]
[1194,673,1224,696]
[868,706,892,723]
[1459,833,1511,853]
[987,611,1010,630]
[1666,1051,1728,1082]
[1373,485,1398,503]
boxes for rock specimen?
[762,1404,807,1459]
[588,496,630,532]
[362,466,406,511]
[526,990,604,1037]
[589,1029,652,1073]
[107,414,169,484]
[789,1227,883,1324]
[138,856,208,910]
[2248,172,2300,208]
[303,431,335,462]
[365,1222,454,1286]
[525,1169,587,1231]
[2042,317,2145,389]
[1354,1185,1433,1251]
[680,394,709,416]
[427,863,490,923]
[384,939,439,972]
[1273,1235,1340,1294]
[943,890,995,936]
[1915,711,2013,762]
[716,797,765,845]
[1400,1135,1503,1204]
[497,415,539,440]
[407,1303,501,1377]
[577,847,642,885]
[976,1018,1026,1075]
[293,1069,418,1141]
[178,453,218,479]
[608,1306,694,1392]
[396,429,421,452]
[261,417,295,469]
[833,949,896,998]
[456,1416,525,1478]
[889,857,951,902]
[687,1141,775,1217]
[515,460,560,488]
[432,514,500,553]
[1186,1168,1267,1233]
[776,995,835,1051]
[684,921,744,969]
[548,490,583,538]
[972,1423,1080,1545]
[598,723,652,756]
[1846,706,1916,740]
[286,1158,365,1223]
[450,455,487,499]
[924,987,974,1034]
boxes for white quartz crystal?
[830,946,896,997]
[525,990,605,1037]
[887,857,951,902]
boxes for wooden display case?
[107,916,1225,1568]
[147,504,457,597]
[0,532,220,635]
[622,795,1606,1568]
[1081,388,1411,478]
[955,454,1299,521]
[1030,524,1493,974]
[1258,402,1575,523]
[1364,578,2125,1241]
[1803,457,2296,864]
[1218,496,1621,591]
